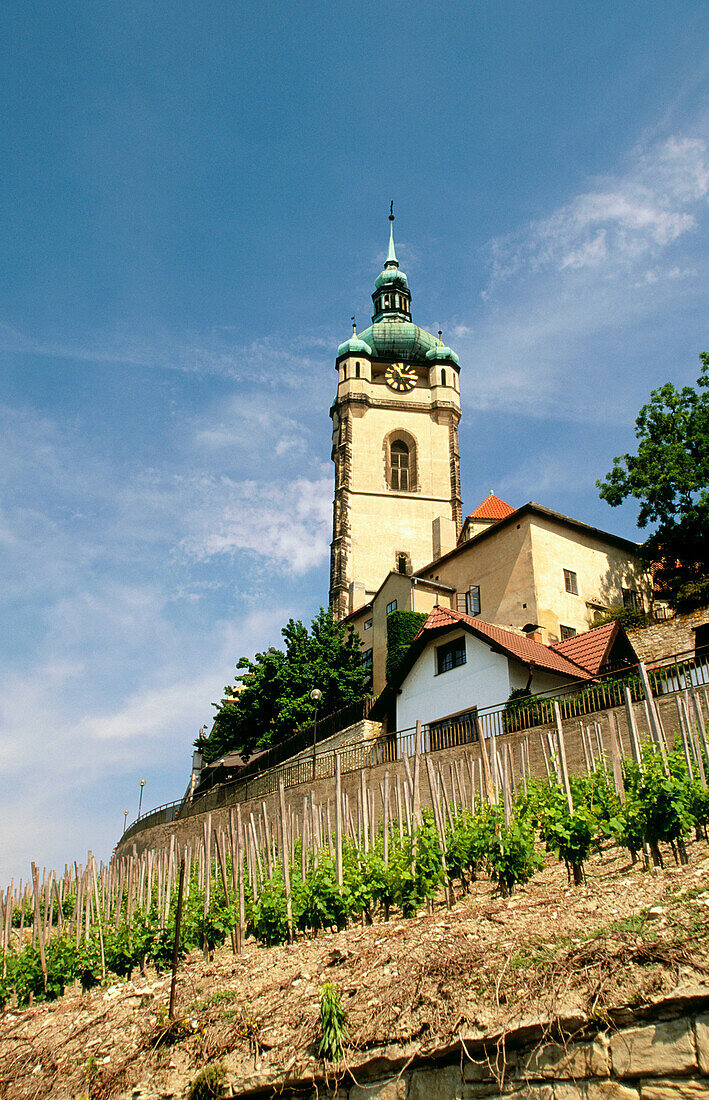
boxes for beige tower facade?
[329,214,463,620]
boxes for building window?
[386,599,397,615]
[436,636,466,674]
[622,587,641,610]
[390,440,410,490]
[397,552,410,575]
[355,362,360,378]
[441,369,447,387]
[428,708,479,751]
[564,569,579,595]
[363,618,372,631]
[362,648,373,669]
[560,625,577,641]
[695,624,709,655]
[466,585,481,616]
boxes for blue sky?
[2,2,709,881]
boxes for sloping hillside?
[1,838,708,1099]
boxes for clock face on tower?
[385,363,417,392]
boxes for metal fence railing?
[122,642,709,841]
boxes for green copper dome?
[356,321,440,363]
[336,334,373,358]
[374,265,409,290]
[426,343,460,366]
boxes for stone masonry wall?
[628,605,709,662]
[223,987,709,1098]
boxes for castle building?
[329,213,652,700]
[328,211,463,620]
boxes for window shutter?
[456,592,467,613]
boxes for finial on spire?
[386,203,398,267]
[352,316,357,335]
[438,329,443,344]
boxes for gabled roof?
[550,620,635,675]
[418,501,641,578]
[371,609,639,720]
[412,606,592,679]
[466,493,515,522]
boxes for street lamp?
[138,778,146,819]
[310,688,322,779]
[123,810,128,833]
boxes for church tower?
[329,211,463,620]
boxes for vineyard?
[2,674,709,1022]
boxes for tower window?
[390,440,410,491]
[397,552,410,575]
[441,369,447,387]
[355,362,360,378]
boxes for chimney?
[522,623,543,643]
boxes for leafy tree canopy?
[597,352,709,608]
[196,607,370,763]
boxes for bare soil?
[2,838,709,1099]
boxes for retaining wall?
[628,605,709,662]
[115,691,685,862]
[220,985,709,1098]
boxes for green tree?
[597,352,709,608]
[197,607,370,762]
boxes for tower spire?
[386,201,398,267]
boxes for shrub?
[485,818,543,896]
[540,789,598,885]
[186,1063,226,1100]
[318,982,348,1062]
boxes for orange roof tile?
[413,606,592,680]
[550,621,619,675]
[466,493,515,522]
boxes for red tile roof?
[413,606,592,680]
[550,621,619,675]
[466,493,515,521]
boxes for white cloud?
[179,473,332,574]
[0,394,330,881]
[487,135,709,290]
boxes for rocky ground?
[1,837,709,1099]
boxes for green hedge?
[386,610,427,684]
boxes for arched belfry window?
[385,430,418,493]
[391,441,409,490]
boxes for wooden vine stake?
[277,779,293,942]
[623,686,644,768]
[638,662,669,771]
[334,754,343,890]
[168,856,186,1019]
[607,710,626,803]
[552,702,573,814]
[30,862,48,995]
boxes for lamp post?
[138,778,146,819]
[123,810,128,834]
[310,688,322,780]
